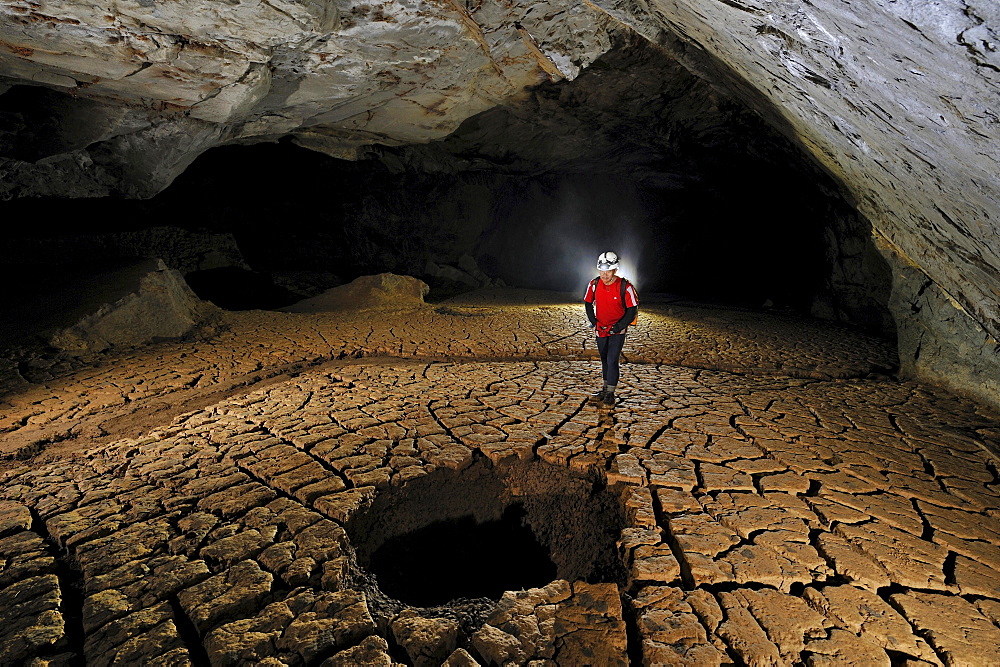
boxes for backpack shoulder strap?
[620,278,628,302]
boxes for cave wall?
[584,0,999,407]
[0,224,248,275]
[884,241,1000,411]
[810,200,896,337]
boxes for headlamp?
[597,251,620,271]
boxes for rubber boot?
[601,387,616,407]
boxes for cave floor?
[1,289,999,665]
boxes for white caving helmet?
[597,251,620,271]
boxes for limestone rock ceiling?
[0,0,614,184]
[0,1,999,351]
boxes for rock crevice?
[1,0,999,406]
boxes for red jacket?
[584,276,638,336]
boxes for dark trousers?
[596,333,626,387]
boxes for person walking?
[584,251,639,407]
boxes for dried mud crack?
[1,289,999,665]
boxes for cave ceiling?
[0,0,998,347]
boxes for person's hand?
[611,323,625,334]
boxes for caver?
[584,251,639,407]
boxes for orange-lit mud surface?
[2,290,999,664]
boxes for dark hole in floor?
[347,455,626,614]
[366,503,557,607]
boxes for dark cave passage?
[0,135,860,315]
[183,265,302,311]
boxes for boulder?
[280,273,429,313]
[15,259,218,356]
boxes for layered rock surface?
[1,290,999,664]
[0,0,614,196]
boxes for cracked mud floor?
[1,289,999,665]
